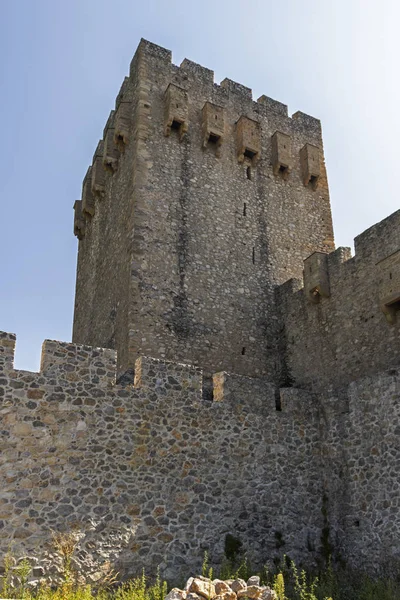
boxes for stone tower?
[72,39,334,380]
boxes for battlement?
[0,331,312,414]
[279,209,400,389]
[0,332,117,385]
[130,39,320,126]
[73,38,325,229]
[354,208,400,261]
[0,331,16,371]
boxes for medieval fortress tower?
[1,39,400,580]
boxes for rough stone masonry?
[1,38,399,581]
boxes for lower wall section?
[0,332,399,580]
[0,333,323,581]
[322,366,400,571]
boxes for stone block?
[134,38,172,67]
[236,116,261,164]
[180,58,214,85]
[303,252,330,303]
[220,78,252,100]
[202,102,224,156]
[73,200,85,240]
[212,371,273,410]
[81,167,95,217]
[114,101,132,150]
[164,84,188,140]
[292,111,322,135]
[134,356,202,398]
[91,140,106,197]
[103,111,119,173]
[271,131,292,178]
[257,95,288,117]
[300,143,320,188]
[40,339,117,385]
[0,331,16,372]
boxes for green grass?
[1,548,399,600]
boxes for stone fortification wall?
[321,365,400,571]
[73,39,334,381]
[278,209,400,390]
[1,331,400,577]
[0,331,324,581]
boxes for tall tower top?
[72,39,334,381]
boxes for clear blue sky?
[1,0,399,371]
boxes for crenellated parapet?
[278,209,400,390]
[0,332,117,385]
[73,37,329,240]
[0,331,16,372]
[0,331,322,420]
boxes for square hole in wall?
[208,133,220,144]
[279,165,289,177]
[244,149,257,160]
[171,119,182,131]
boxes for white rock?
[213,580,232,595]
[246,577,260,587]
[230,580,247,593]
[237,586,264,599]
[189,578,216,599]
[187,594,203,600]
[165,588,186,600]
[214,593,236,600]
[185,578,195,592]
[260,590,277,600]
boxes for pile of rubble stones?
[165,575,277,600]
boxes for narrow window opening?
[171,119,181,131]
[176,103,179,108]
[215,115,218,120]
[244,148,257,160]
[202,375,214,402]
[208,133,220,145]
[246,166,252,180]
[252,247,255,264]
[390,272,392,280]
[275,391,282,411]
[243,203,247,216]
[241,347,246,355]
[309,175,318,189]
